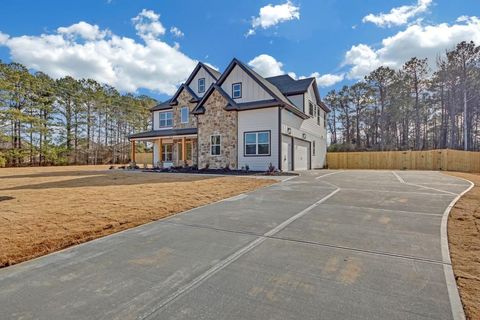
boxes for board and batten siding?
[238,107,279,171]
[188,67,217,97]
[287,94,304,111]
[281,109,327,169]
[221,65,273,103]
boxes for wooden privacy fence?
[135,153,153,165]
[327,149,480,173]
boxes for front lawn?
[0,166,275,267]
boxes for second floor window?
[198,78,205,93]
[317,108,321,125]
[232,83,242,99]
[309,101,314,117]
[181,106,189,123]
[159,111,173,128]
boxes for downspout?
[278,106,282,171]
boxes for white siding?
[221,65,273,103]
[281,109,327,169]
[288,94,304,111]
[304,83,317,108]
[152,110,173,130]
[189,67,216,97]
[238,107,279,171]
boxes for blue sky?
[0,0,479,102]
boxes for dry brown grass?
[0,166,275,268]
[445,172,480,320]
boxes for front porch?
[129,129,197,168]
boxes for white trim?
[180,106,189,124]
[210,134,221,156]
[159,110,173,128]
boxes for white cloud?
[345,16,480,79]
[57,22,109,40]
[247,1,300,36]
[170,26,184,38]
[132,9,166,40]
[0,9,198,95]
[248,54,285,77]
[309,72,345,87]
[362,0,432,28]
[0,32,9,45]
[249,54,343,88]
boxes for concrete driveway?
[0,170,472,320]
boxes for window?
[309,101,314,117]
[211,135,221,156]
[181,106,189,123]
[317,108,321,125]
[198,78,205,93]
[159,111,173,128]
[324,111,327,128]
[232,83,242,99]
[244,131,270,156]
[186,142,192,160]
[162,144,173,162]
[312,141,316,156]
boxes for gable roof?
[169,84,199,105]
[150,99,173,111]
[266,75,314,95]
[192,84,237,114]
[216,58,309,119]
[184,62,221,87]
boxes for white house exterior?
[129,58,329,171]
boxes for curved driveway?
[0,170,471,319]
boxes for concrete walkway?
[0,170,472,320]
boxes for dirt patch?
[0,166,275,268]
[445,172,480,320]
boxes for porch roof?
[128,128,197,140]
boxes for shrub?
[0,152,5,168]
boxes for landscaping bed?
[445,172,480,320]
[140,166,298,176]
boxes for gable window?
[324,111,327,128]
[181,106,189,123]
[312,141,316,156]
[244,131,270,156]
[232,83,242,99]
[317,108,321,125]
[159,111,173,128]
[198,78,205,93]
[309,101,314,117]
[211,135,221,156]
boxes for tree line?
[325,41,480,152]
[0,61,156,167]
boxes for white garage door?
[294,139,310,171]
[281,135,292,171]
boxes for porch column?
[131,140,136,162]
[181,137,186,162]
[158,138,163,163]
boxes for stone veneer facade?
[173,88,198,129]
[197,89,238,169]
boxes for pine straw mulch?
[445,172,480,320]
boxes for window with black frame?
[244,131,270,156]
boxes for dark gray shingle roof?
[129,128,197,140]
[265,75,314,95]
[150,99,173,111]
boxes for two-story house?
[129,58,329,171]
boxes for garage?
[294,138,310,170]
[281,135,293,171]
